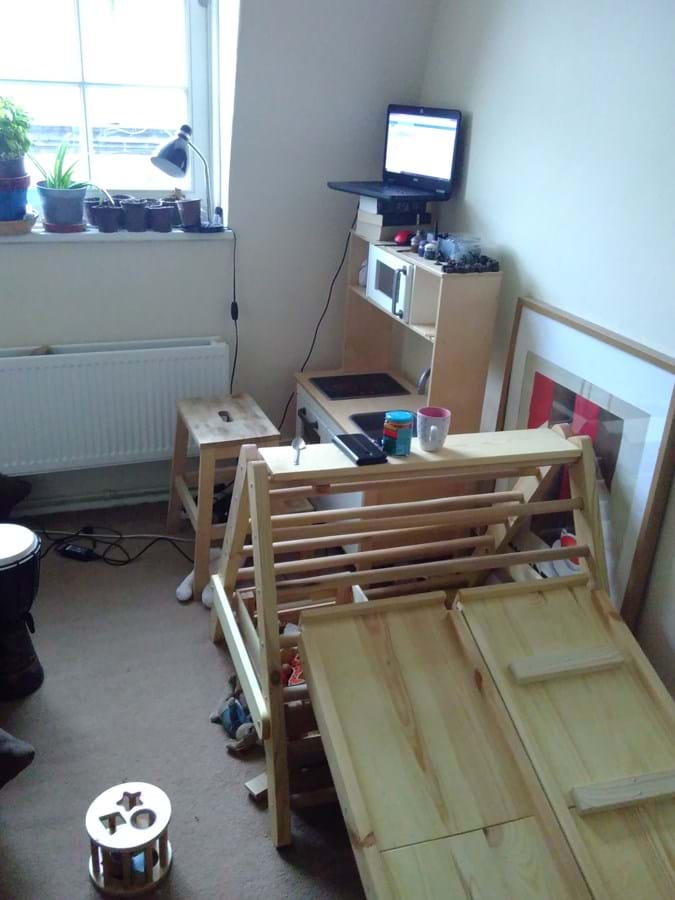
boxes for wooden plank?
[260,428,580,483]
[248,460,291,848]
[167,411,189,532]
[211,577,269,740]
[459,579,675,896]
[383,818,579,899]
[456,574,588,603]
[509,646,624,685]
[572,769,675,816]
[301,595,532,851]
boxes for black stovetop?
[310,372,410,401]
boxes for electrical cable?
[277,207,358,432]
[229,227,239,394]
[16,520,195,566]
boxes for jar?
[382,410,414,457]
[424,240,438,260]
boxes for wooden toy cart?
[209,429,675,897]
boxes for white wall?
[226,0,439,423]
[420,0,675,686]
[0,0,438,508]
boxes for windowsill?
[0,226,233,245]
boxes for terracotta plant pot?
[120,199,148,233]
[147,204,173,233]
[94,203,123,233]
[177,198,202,229]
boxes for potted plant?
[32,140,88,232]
[0,97,31,222]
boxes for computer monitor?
[383,105,462,199]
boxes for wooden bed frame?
[209,428,608,847]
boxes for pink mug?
[417,406,451,451]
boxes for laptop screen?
[383,105,461,194]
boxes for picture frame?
[498,297,675,629]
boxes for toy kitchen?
[295,231,503,450]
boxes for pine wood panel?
[300,594,532,851]
[459,581,675,798]
[383,818,578,900]
[573,800,675,898]
[259,428,580,483]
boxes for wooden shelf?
[409,323,436,343]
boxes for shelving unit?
[342,233,502,434]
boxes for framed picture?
[498,297,675,628]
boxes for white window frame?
[0,0,215,201]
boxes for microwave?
[366,244,414,323]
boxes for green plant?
[30,139,86,189]
[0,97,31,161]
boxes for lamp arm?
[186,138,213,222]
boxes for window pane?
[0,82,87,185]
[79,0,188,87]
[86,86,189,190]
[0,1,81,82]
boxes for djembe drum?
[0,523,44,700]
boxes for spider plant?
[30,140,85,190]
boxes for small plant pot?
[94,203,123,233]
[148,204,173,233]
[84,198,101,227]
[37,182,87,227]
[0,173,30,222]
[159,198,181,228]
[0,157,27,179]
[120,199,148,232]
[177,198,202,229]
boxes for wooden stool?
[167,393,279,597]
[85,781,172,897]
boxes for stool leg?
[194,450,216,598]
[167,412,189,533]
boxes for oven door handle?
[297,407,319,430]
[392,267,406,318]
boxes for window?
[0,0,212,194]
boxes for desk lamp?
[150,125,224,232]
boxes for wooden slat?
[238,534,493,579]
[269,489,526,527]
[211,578,268,740]
[260,428,581,483]
[284,701,318,740]
[569,435,611,594]
[287,734,325,769]
[509,645,624,685]
[275,545,590,593]
[572,769,675,815]
[271,497,583,543]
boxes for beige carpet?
[0,505,363,900]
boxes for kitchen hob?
[310,372,410,401]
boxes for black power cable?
[277,208,358,431]
[229,228,239,394]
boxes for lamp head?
[150,124,192,178]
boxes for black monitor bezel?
[382,104,462,200]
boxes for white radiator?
[0,338,230,475]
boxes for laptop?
[328,104,462,202]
